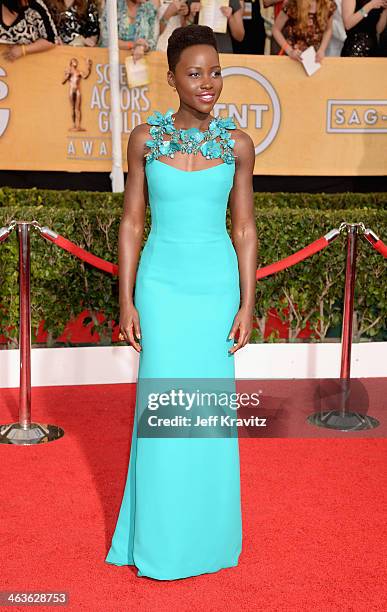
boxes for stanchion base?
[307,410,380,431]
[0,422,65,445]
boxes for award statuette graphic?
[62,57,92,132]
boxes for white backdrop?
[0,343,386,388]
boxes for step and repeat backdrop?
[0,48,386,175]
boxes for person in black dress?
[46,0,100,46]
[379,21,387,53]
[186,0,245,52]
[232,0,266,54]
[342,0,387,56]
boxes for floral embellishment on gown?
[145,108,236,164]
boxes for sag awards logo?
[63,61,279,160]
[213,66,281,155]
[326,99,387,133]
[0,67,10,137]
[65,58,151,159]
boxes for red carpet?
[0,383,385,611]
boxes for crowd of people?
[0,0,386,63]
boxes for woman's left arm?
[132,0,160,60]
[316,15,334,62]
[225,0,245,42]
[377,7,387,33]
[228,131,258,354]
[2,38,55,61]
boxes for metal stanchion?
[308,223,379,431]
[0,221,64,445]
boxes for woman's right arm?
[376,6,387,33]
[331,2,348,42]
[118,124,148,351]
[271,9,289,47]
[118,39,135,49]
[272,9,302,60]
[159,1,181,35]
[342,0,387,30]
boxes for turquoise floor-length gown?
[105,111,242,580]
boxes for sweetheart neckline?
[150,159,235,174]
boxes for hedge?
[0,187,386,211]
[0,189,386,347]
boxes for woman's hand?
[84,37,97,47]
[134,37,149,48]
[190,1,201,15]
[315,49,325,63]
[164,0,185,17]
[220,5,233,18]
[287,46,303,62]
[132,41,147,63]
[164,0,179,17]
[177,0,189,16]
[119,303,142,351]
[2,44,23,61]
[228,306,254,354]
[368,0,387,9]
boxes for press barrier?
[0,220,385,445]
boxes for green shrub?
[0,190,386,346]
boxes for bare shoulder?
[128,123,151,148]
[233,128,254,152]
[232,128,255,168]
[127,122,151,162]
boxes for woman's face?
[169,44,223,115]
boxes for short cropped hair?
[167,25,219,72]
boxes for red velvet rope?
[373,240,387,258]
[256,236,329,280]
[0,230,11,244]
[39,228,335,280]
[41,231,119,276]
[363,234,387,258]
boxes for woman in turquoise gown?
[105,24,258,580]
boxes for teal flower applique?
[159,140,181,156]
[147,108,174,127]
[208,122,221,138]
[217,117,237,130]
[180,128,205,144]
[200,140,222,159]
[144,109,237,164]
